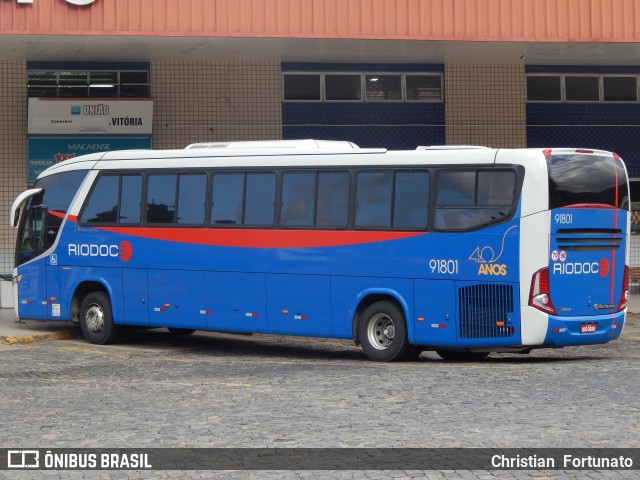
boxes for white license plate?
[580,322,597,334]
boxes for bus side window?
[211,173,244,225]
[393,171,429,229]
[355,171,393,228]
[281,172,315,226]
[316,171,349,228]
[80,175,119,224]
[244,173,276,226]
[177,174,207,225]
[434,170,515,231]
[477,171,515,205]
[147,174,177,224]
[120,175,142,224]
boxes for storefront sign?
[28,137,151,182]
[28,98,153,135]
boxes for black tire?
[436,349,489,362]
[358,301,412,362]
[79,291,119,345]
[167,328,196,336]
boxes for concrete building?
[2,0,640,299]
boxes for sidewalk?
[0,307,80,345]
[1,295,639,346]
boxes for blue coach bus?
[9,140,630,361]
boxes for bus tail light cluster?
[617,265,630,312]
[529,267,556,315]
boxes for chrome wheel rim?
[85,304,104,333]
[366,313,395,350]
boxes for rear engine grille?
[555,228,623,252]
[458,284,515,339]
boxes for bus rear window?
[547,154,629,210]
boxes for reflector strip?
[294,315,308,320]
[245,312,259,317]
[199,310,212,315]
[431,323,446,329]
[552,328,567,333]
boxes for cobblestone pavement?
[0,317,638,480]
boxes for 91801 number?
[554,213,573,224]
[429,259,459,275]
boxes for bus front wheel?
[80,292,119,345]
[358,301,413,362]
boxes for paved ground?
[0,303,638,479]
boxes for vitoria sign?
[17,0,98,5]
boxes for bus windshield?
[15,170,87,266]
[547,153,629,210]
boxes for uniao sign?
[17,0,97,6]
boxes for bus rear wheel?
[80,291,119,345]
[358,301,414,362]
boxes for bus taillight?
[617,265,630,312]
[529,267,557,315]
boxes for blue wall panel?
[526,65,640,178]
[282,63,445,150]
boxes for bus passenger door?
[204,272,267,333]
[266,274,332,337]
[16,261,48,320]
[413,280,457,347]
[122,269,149,325]
[148,270,206,330]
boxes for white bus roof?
[35,143,617,181]
[185,139,360,150]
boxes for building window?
[526,75,562,102]
[325,74,362,101]
[28,70,150,98]
[603,76,637,102]
[526,73,640,103]
[283,72,443,103]
[565,76,599,102]
[283,74,321,101]
[406,75,443,101]
[365,75,402,101]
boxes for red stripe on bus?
[65,216,426,248]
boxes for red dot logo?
[599,258,609,278]
[119,241,132,262]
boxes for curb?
[0,330,79,345]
